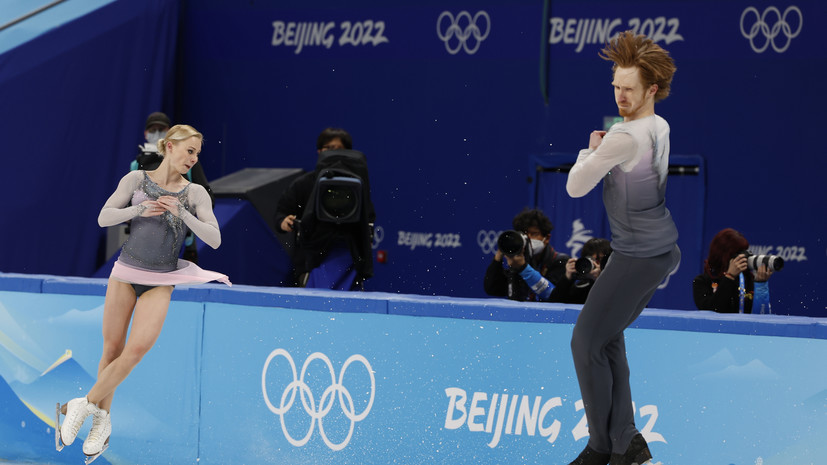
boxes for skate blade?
[84,438,109,464]
[54,402,64,451]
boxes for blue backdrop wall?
[0,0,824,315]
[0,0,179,276]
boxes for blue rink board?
[0,273,825,464]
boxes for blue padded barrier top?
[1,272,825,340]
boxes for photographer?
[484,208,569,302]
[274,128,375,289]
[548,238,611,304]
[693,228,778,314]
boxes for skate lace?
[87,414,108,444]
[65,402,89,436]
[66,419,82,437]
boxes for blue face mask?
[146,130,166,145]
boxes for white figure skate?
[55,397,94,450]
[82,406,110,464]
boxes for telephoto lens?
[742,251,784,272]
[497,230,527,257]
[575,257,594,275]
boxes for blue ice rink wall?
[1,274,826,465]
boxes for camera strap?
[738,273,745,314]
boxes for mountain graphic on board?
[10,349,97,428]
[0,364,110,464]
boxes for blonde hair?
[157,124,203,155]
[599,31,676,101]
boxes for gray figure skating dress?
[98,170,230,286]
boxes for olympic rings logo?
[436,10,491,55]
[261,349,376,451]
[371,224,385,250]
[740,6,803,53]
[477,230,501,254]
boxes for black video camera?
[297,149,375,279]
[311,150,370,224]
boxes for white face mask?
[146,130,166,145]
[529,239,545,255]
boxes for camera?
[316,175,362,223]
[575,257,596,275]
[297,148,376,280]
[575,251,611,277]
[739,251,784,272]
[497,230,528,257]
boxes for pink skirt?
[110,259,231,287]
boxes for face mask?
[529,239,545,255]
[146,130,166,145]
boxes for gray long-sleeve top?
[567,114,678,257]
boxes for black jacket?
[693,272,756,313]
[548,275,595,304]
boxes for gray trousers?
[570,245,680,455]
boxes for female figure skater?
[56,124,230,460]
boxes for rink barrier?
[2,272,825,339]
[1,272,825,465]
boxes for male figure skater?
[565,31,680,465]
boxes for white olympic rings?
[740,6,803,53]
[436,10,491,55]
[261,349,375,451]
[371,225,385,250]
[477,230,500,255]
